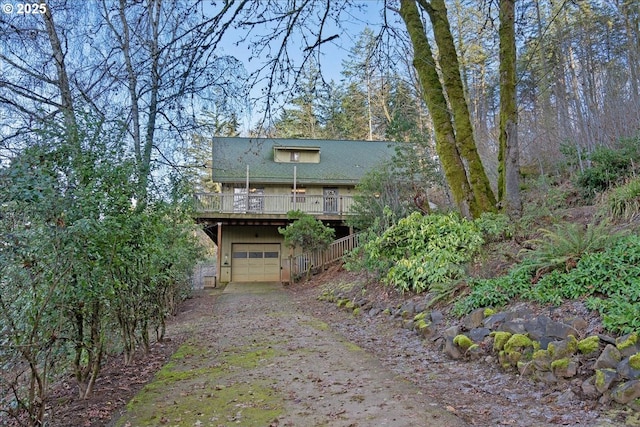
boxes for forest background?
[1,1,639,426]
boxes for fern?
[519,221,622,278]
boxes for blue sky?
[210,1,387,132]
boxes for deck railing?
[194,192,356,216]
[291,233,362,281]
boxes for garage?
[231,243,281,282]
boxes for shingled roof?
[211,137,396,185]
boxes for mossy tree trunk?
[423,0,497,217]
[400,0,497,218]
[399,0,474,218]
[498,0,522,215]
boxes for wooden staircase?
[290,233,362,282]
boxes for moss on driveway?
[112,283,466,427]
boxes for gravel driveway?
[112,282,466,427]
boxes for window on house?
[291,188,306,203]
[290,151,300,162]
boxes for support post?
[216,222,222,283]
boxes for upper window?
[274,146,320,163]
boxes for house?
[194,137,396,284]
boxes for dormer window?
[274,145,320,163]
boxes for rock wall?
[320,287,640,410]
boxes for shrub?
[605,177,640,220]
[575,136,640,200]
[279,210,335,252]
[357,212,484,293]
[455,233,640,333]
[474,212,512,242]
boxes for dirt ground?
[41,270,638,427]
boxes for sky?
[210,1,388,133]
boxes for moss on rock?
[453,334,474,350]
[533,349,548,360]
[483,308,496,317]
[578,336,600,354]
[491,331,512,352]
[551,358,570,370]
[504,334,533,353]
[595,369,605,389]
[630,353,640,370]
[617,332,639,351]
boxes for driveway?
[112,282,466,427]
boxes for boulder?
[430,310,444,325]
[443,326,463,360]
[463,307,486,330]
[611,380,640,404]
[467,344,484,360]
[617,358,640,380]
[524,317,547,341]
[505,306,534,321]
[532,350,551,371]
[594,368,618,394]
[552,358,578,378]
[498,320,527,335]
[593,344,622,370]
[414,319,435,339]
[468,327,491,343]
[616,333,640,358]
[548,336,578,360]
[483,312,506,329]
[545,320,578,340]
[581,376,599,398]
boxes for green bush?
[455,234,640,333]
[279,210,335,252]
[605,177,640,220]
[358,212,484,293]
[576,136,640,200]
[474,212,512,241]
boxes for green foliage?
[343,217,389,274]
[452,264,534,316]
[575,136,640,200]
[278,211,335,252]
[519,221,621,277]
[348,163,413,231]
[353,212,484,293]
[0,119,204,423]
[456,233,640,334]
[605,177,640,220]
[474,212,512,241]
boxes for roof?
[211,137,397,185]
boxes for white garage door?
[231,243,281,282]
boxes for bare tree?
[498,0,521,214]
